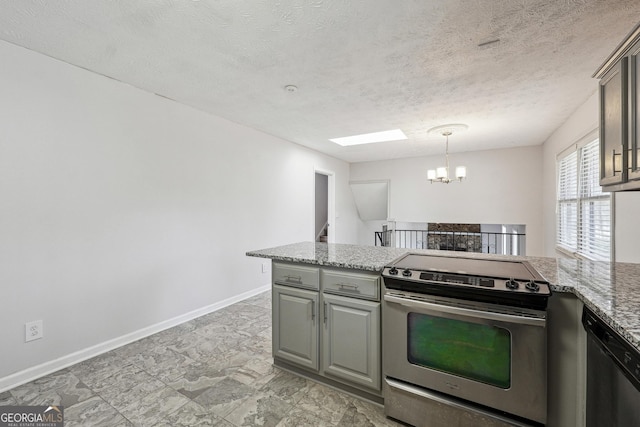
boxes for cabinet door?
[273,285,319,371]
[322,294,380,390]
[599,58,628,186]
[629,38,640,181]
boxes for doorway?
[314,169,335,243]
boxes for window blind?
[557,151,578,252]
[557,139,611,261]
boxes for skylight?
[329,129,407,146]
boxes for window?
[557,138,611,261]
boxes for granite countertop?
[247,242,640,352]
[525,256,640,353]
[247,241,409,271]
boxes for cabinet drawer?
[321,269,380,300]
[273,262,319,290]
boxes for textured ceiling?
[1,1,639,162]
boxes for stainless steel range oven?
[382,254,551,427]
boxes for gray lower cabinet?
[322,293,380,390]
[272,284,319,371]
[271,262,382,395]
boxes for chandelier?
[427,124,467,184]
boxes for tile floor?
[0,291,401,426]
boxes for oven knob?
[389,267,398,275]
[525,281,540,292]
[402,269,412,277]
[506,279,519,290]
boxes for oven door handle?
[383,294,545,327]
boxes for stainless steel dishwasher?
[582,306,640,427]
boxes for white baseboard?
[0,284,271,393]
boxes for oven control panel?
[418,271,494,288]
[383,267,551,296]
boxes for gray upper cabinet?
[595,23,640,191]
[630,38,640,181]
[599,59,627,186]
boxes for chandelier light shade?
[427,124,468,184]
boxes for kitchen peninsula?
[247,242,406,403]
[247,241,640,352]
[247,241,640,426]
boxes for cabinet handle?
[284,275,303,284]
[324,302,327,325]
[311,303,315,322]
[612,149,622,174]
[339,283,360,292]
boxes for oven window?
[407,312,511,389]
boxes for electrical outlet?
[25,320,43,342]
[262,262,269,274]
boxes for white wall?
[614,192,640,262]
[350,145,544,255]
[0,40,359,383]
[541,90,640,262]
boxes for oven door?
[383,291,547,425]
